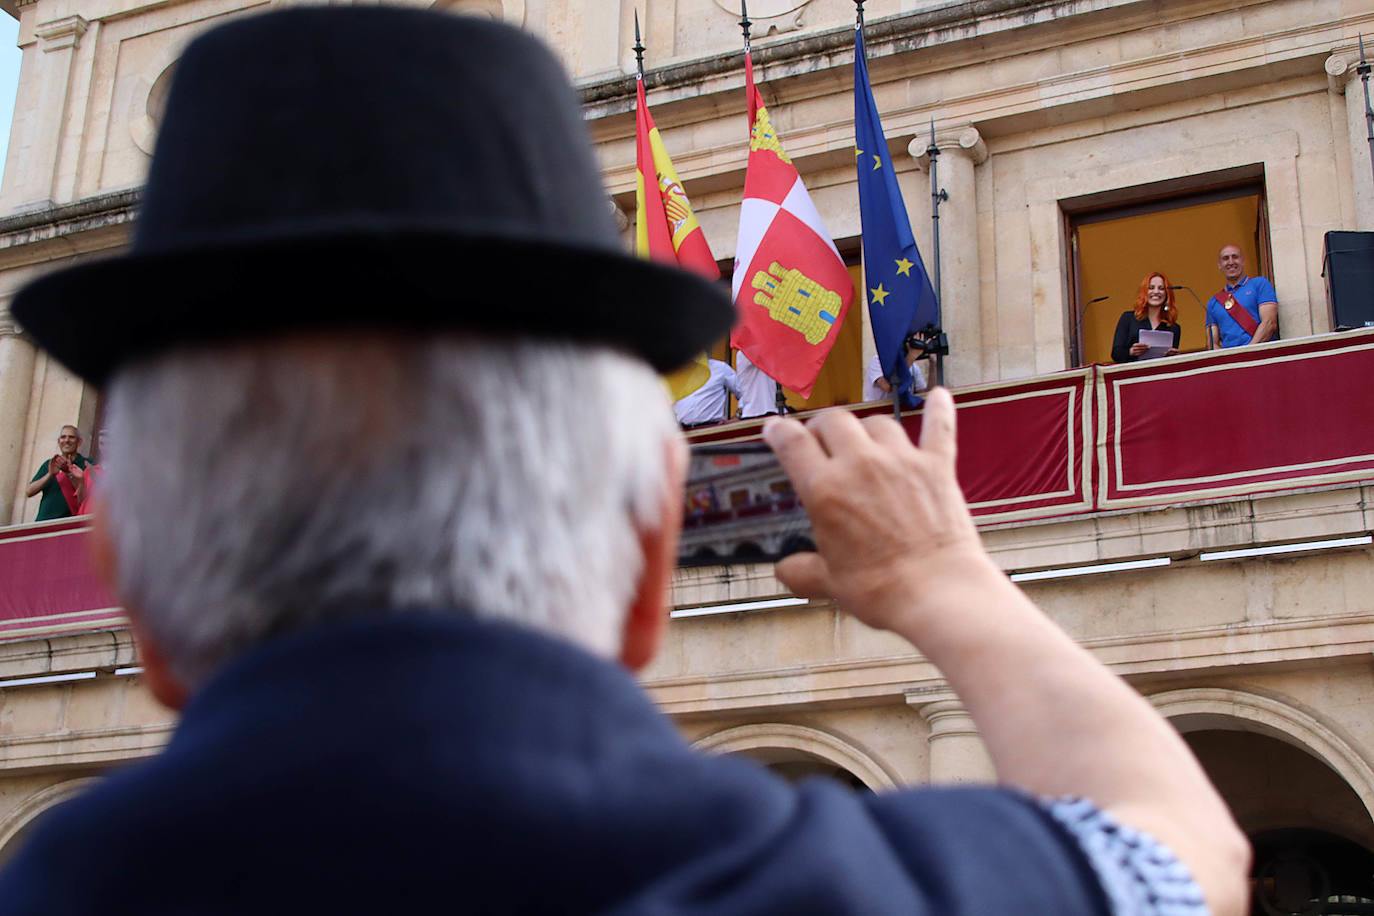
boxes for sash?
[1212,286,1259,338]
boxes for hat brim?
[12,230,737,387]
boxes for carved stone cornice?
[35,15,89,53]
[578,0,1065,114]
[0,189,138,254]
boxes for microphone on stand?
[1169,285,1212,350]
[1167,285,1202,304]
[1076,295,1109,364]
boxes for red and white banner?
[0,518,123,642]
[688,369,1094,524]
[1096,331,1374,509]
[907,371,1094,522]
[693,331,1374,521]
[9,332,1374,643]
[729,51,853,398]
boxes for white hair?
[101,334,680,688]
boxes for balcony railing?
[6,329,1374,643]
[691,329,1374,522]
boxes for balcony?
[5,329,1374,650]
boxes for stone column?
[0,306,37,525]
[12,15,89,210]
[1327,53,1374,231]
[909,126,987,388]
[913,697,995,785]
[610,197,631,242]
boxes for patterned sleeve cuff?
[1044,797,1210,916]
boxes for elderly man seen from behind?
[0,9,1247,915]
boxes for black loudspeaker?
[1324,231,1374,330]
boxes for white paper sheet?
[1137,328,1174,360]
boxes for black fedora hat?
[13,6,733,386]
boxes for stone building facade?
[2,0,1374,908]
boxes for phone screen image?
[679,443,816,568]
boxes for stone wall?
[0,0,1373,885]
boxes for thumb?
[775,551,834,599]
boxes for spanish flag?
[729,50,853,398]
[635,74,720,400]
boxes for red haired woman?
[1111,272,1182,362]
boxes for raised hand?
[762,388,982,631]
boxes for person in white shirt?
[864,351,927,403]
[734,350,782,419]
[674,358,740,427]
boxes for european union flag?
[853,25,939,406]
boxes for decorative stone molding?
[0,189,138,256]
[713,0,811,36]
[907,125,988,168]
[431,0,525,24]
[1325,53,1350,93]
[910,696,994,784]
[914,698,977,739]
[692,722,899,790]
[35,15,89,53]
[129,59,179,157]
[0,720,172,772]
[0,627,137,680]
[0,778,101,856]
[609,197,630,233]
[0,306,17,338]
[1150,686,1374,823]
[1324,50,1372,94]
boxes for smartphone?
[679,442,816,568]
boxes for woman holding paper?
[1111,272,1182,363]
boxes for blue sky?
[0,15,22,183]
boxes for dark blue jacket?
[0,614,1108,914]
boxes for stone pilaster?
[912,697,995,785]
[12,16,90,210]
[547,1,621,77]
[0,307,37,525]
[1326,53,1374,231]
[908,125,988,387]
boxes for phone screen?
[679,443,815,568]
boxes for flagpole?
[926,117,948,387]
[739,1,786,416]
[633,10,645,81]
[1359,34,1374,189]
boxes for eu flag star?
[870,283,889,306]
[872,154,882,171]
[855,147,863,158]
[895,257,914,276]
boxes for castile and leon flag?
[634,75,721,400]
[730,51,853,398]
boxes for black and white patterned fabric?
[1046,797,1210,916]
